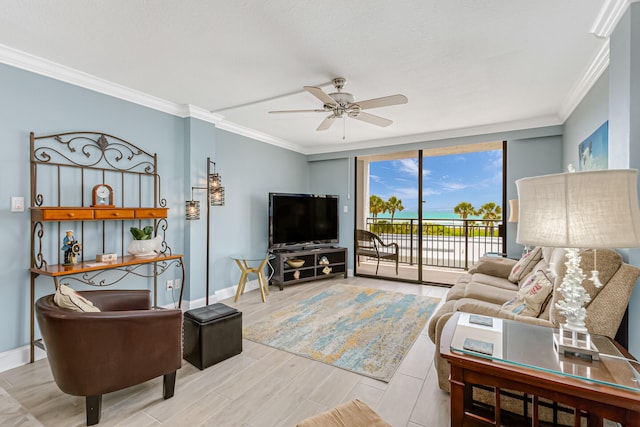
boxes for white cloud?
[393,158,419,177]
[440,182,467,191]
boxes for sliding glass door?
[355,151,421,281]
[355,142,504,284]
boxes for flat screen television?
[269,192,339,249]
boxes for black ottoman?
[183,303,242,370]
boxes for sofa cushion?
[464,282,517,305]
[468,256,517,278]
[468,273,519,291]
[54,284,100,312]
[501,270,553,317]
[508,247,542,283]
[445,281,468,302]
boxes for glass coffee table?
[441,312,640,426]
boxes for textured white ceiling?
[0,1,612,153]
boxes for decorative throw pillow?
[501,270,553,317]
[508,247,542,283]
[54,284,100,312]
[467,256,517,278]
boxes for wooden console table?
[440,312,640,426]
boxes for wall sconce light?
[185,157,224,305]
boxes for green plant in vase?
[130,226,155,240]
[128,225,161,257]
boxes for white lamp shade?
[516,169,640,248]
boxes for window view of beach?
[357,147,504,282]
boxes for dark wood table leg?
[449,366,465,426]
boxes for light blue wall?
[212,129,309,295]
[309,158,355,268]
[563,70,609,165]
[505,136,563,258]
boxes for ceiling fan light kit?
[269,77,407,137]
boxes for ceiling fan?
[269,77,408,134]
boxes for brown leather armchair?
[35,289,182,426]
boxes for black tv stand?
[270,247,347,290]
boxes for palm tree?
[453,202,477,220]
[478,202,502,237]
[454,202,477,237]
[386,196,404,221]
[369,195,387,221]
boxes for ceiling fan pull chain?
[343,116,346,140]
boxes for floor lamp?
[516,168,640,358]
[186,157,225,305]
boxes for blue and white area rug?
[244,284,440,382]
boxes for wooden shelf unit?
[270,247,347,290]
[29,131,184,363]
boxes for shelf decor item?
[128,226,162,257]
[286,258,305,268]
[91,183,115,207]
[516,167,640,359]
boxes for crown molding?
[303,114,564,156]
[558,40,609,122]
[590,0,637,38]
[0,43,187,116]
[180,105,224,124]
[0,43,309,152]
[214,118,304,153]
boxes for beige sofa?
[428,246,640,393]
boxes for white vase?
[127,235,162,257]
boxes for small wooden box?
[96,253,117,262]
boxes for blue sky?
[369,150,502,214]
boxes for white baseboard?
[0,345,47,373]
[0,279,261,373]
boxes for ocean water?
[376,211,482,220]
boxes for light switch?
[11,196,24,212]
[343,205,349,213]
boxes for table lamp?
[516,168,640,358]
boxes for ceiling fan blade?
[353,94,408,110]
[352,111,393,127]
[317,115,337,131]
[269,109,327,114]
[304,86,337,107]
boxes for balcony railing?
[364,217,504,270]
